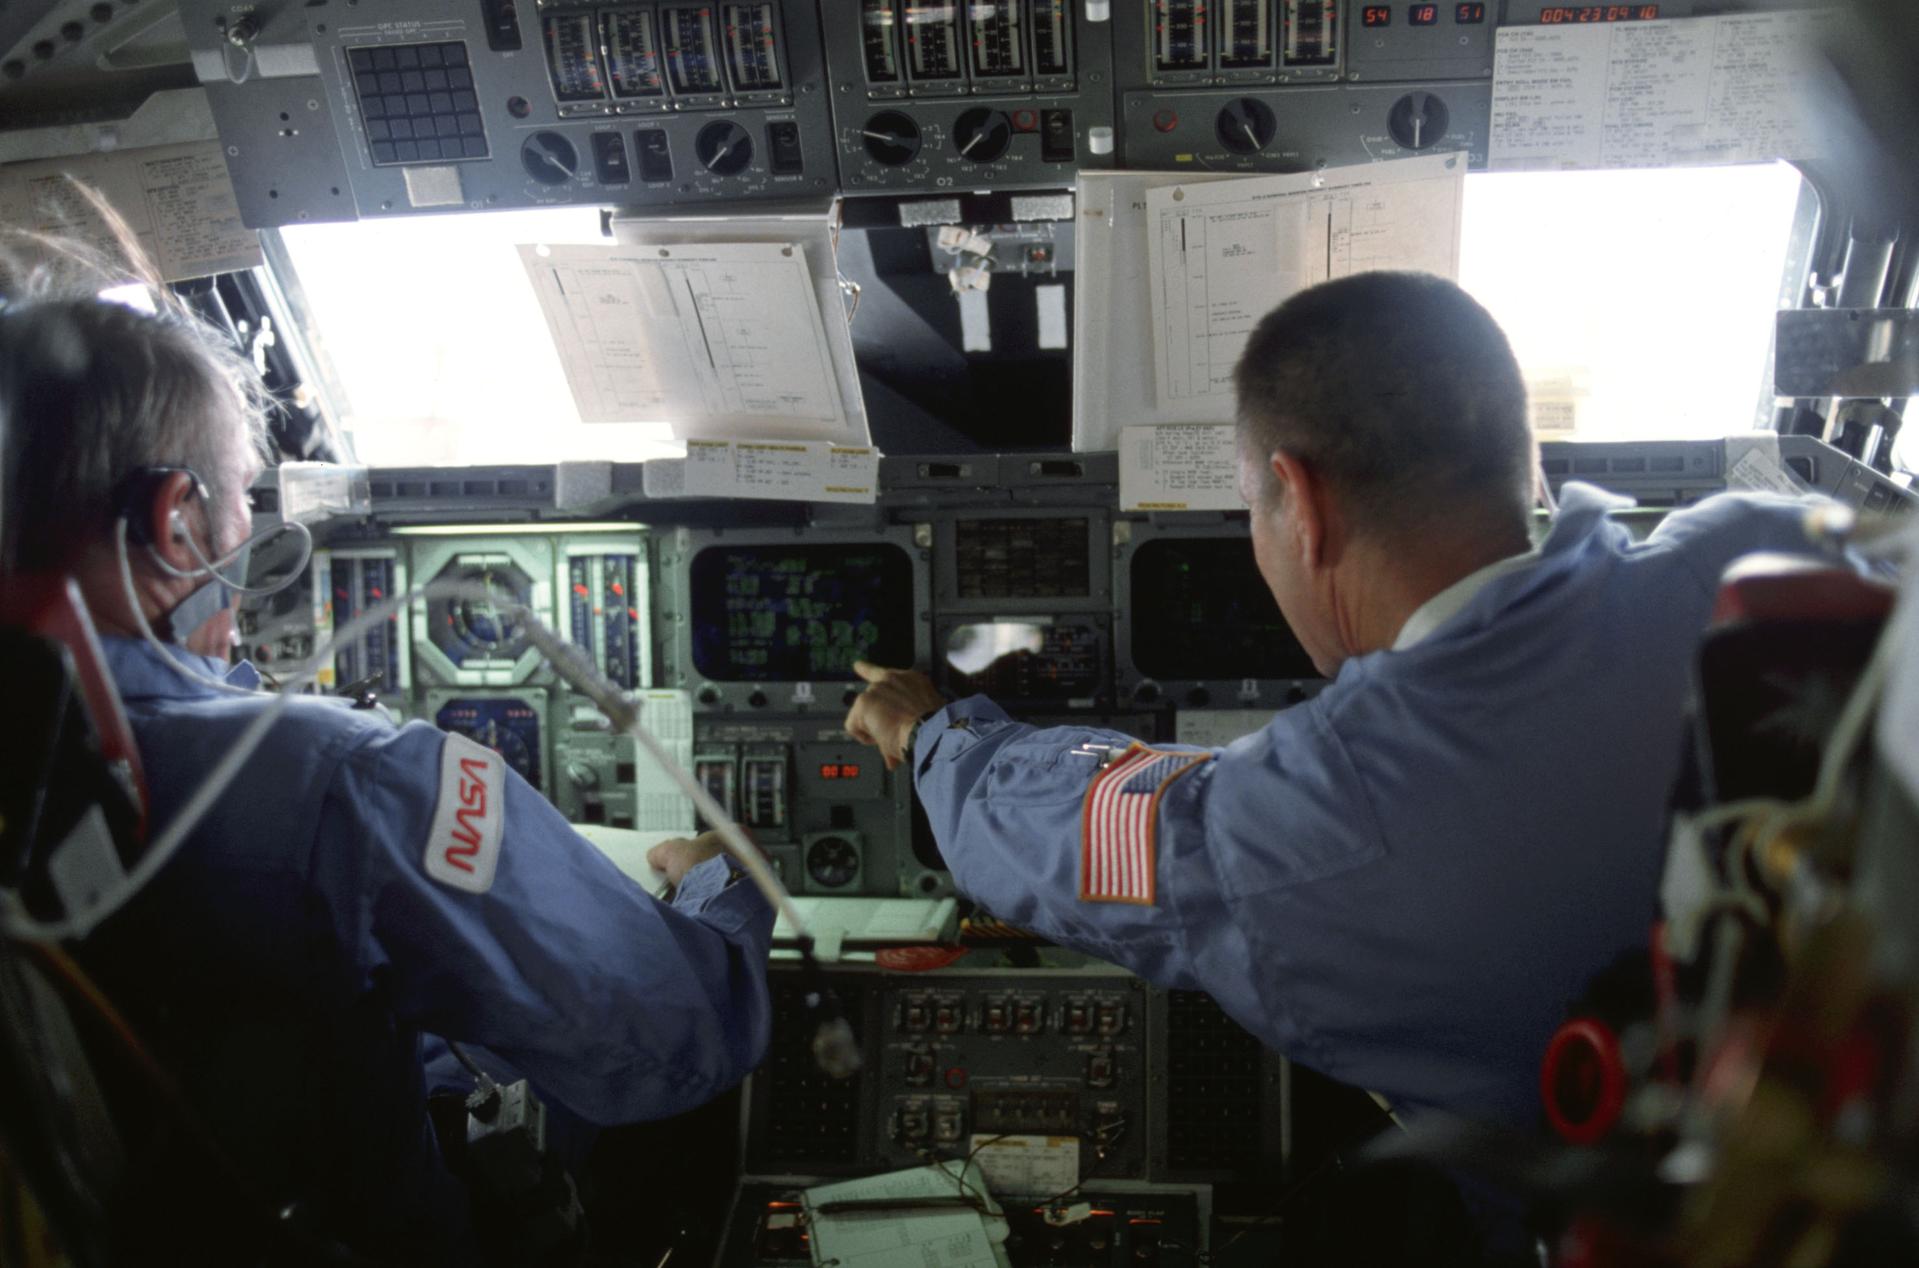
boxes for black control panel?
[822,0,1117,196]
[742,965,1286,1187]
[1115,0,1494,171]
[184,0,838,226]
[169,0,1780,225]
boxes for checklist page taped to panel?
[1145,154,1466,414]
[520,241,863,445]
[1488,10,1840,171]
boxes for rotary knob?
[861,109,922,166]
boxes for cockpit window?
[272,206,683,466]
[1459,161,1812,442]
[271,163,1813,465]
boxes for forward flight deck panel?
[241,488,1331,900]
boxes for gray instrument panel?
[179,0,1747,220]
[182,0,838,225]
[821,0,1117,194]
[238,440,1902,902]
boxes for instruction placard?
[0,141,260,284]
[1144,155,1465,413]
[1119,423,1241,512]
[644,440,880,504]
[1489,10,1840,171]
[968,1135,1081,1197]
[521,242,865,445]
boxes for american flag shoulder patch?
[1079,744,1212,906]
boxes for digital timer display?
[1362,5,1392,26]
[1410,3,1439,24]
[1539,5,1661,22]
[1455,2,1487,21]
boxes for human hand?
[647,831,725,888]
[843,660,945,771]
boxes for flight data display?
[1219,0,1273,67]
[1129,538,1320,681]
[603,9,666,99]
[330,554,401,691]
[861,0,902,82]
[954,517,1090,599]
[425,556,536,668]
[967,0,1025,77]
[541,11,608,102]
[1153,0,1209,71]
[944,619,1101,699]
[1539,4,1660,20]
[1031,0,1071,75]
[436,697,543,791]
[691,543,915,681]
[723,3,784,90]
[662,6,725,94]
[903,3,965,81]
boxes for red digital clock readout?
[1455,2,1488,22]
[1410,4,1439,25]
[1539,5,1661,21]
[1362,4,1393,25]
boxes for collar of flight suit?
[99,635,262,700]
[1390,482,1636,652]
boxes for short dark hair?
[1233,271,1534,539]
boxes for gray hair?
[0,297,268,574]
[0,178,270,574]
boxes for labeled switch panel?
[187,0,837,226]
[743,964,1288,1194]
[822,0,1116,195]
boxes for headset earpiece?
[114,465,206,547]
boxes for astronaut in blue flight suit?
[1,297,772,1263]
[847,272,1816,1134]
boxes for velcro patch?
[425,732,506,894]
[1080,744,1212,906]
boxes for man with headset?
[0,295,772,1263]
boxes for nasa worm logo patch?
[426,732,505,894]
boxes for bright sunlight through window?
[276,207,684,467]
[1459,162,1809,442]
[277,164,1809,466]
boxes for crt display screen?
[691,543,915,681]
[1129,538,1319,681]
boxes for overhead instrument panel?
[184,0,836,226]
[1113,526,1322,711]
[824,0,1115,195]
[1115,0,1493,172]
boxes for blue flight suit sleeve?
[311,719,773,1127]
[912,695,1234,992]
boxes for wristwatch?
[901,705,945,764]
